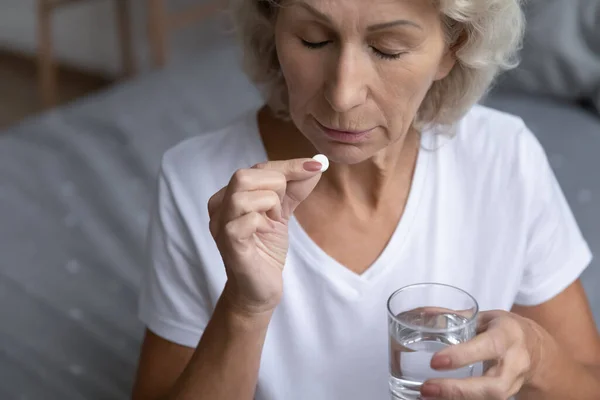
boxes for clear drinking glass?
[387,283,479,399]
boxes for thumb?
[285,173,321,214]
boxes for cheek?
[277,41,323,110]
[378,58,439,119]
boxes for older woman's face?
[275,0,454,163]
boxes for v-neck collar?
[246,109,434,293]
[288,132,433,293]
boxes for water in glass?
[389,310,476,399]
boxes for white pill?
[312,154,329,172]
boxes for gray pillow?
[497,0,600,111]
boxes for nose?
[324,47,368,113]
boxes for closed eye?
[301,39,331,49]
[301,39,406,60]
[370,47,406,60]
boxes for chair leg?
[37,0,58,109]
[115,0,136,77]
[147,0,168,68]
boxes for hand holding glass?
[387,283,479,399]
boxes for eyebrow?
[367,20,423,32]
[291,2,423,31]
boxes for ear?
[434,49,456,81]
[434,30,466,81]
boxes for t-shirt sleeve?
[138,162,214,348]
[514,128,593,306]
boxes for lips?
[315,120,375,144]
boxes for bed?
[1,38,599,400]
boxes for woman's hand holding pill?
[208,156,328,316]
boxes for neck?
[258,106,420,210]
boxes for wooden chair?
[37,0,135,109]
[146,0,223,68]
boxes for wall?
[0,0,229,76]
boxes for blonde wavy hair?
[229,0,525,127]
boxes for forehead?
[282,0,440,26]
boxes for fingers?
[209,190,282,238]
[431,329,509,371]
[223,212,272,244]
[207,166,287,219]
[208,168,287,233]
[423,349,526,400]
[226,169,287,201]
[422,375,514,400]
[476,310,509,332]
[425,311,532,399]
[208,187,227,217]
[432,311,521,371]
[224,190,283,222]
[255,158,324,181]
[209,158,324,235]
[228,158,323,195]
[256,159,324,214]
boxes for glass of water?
[387,283,479,399]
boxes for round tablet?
[312,154,329,172]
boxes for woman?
[132,0,600,399]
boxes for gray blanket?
[0,42,598,399]
[0,43,262,399]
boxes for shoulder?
[454,104,529,155]
[451,104,548,183]
[161,111,261,181]
[433,104,554,214]
[159,110,266,202]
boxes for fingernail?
[421,383,441,397]
[303,161,323,172]
[431,355,452,369]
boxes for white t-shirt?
[138,105,592,400]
